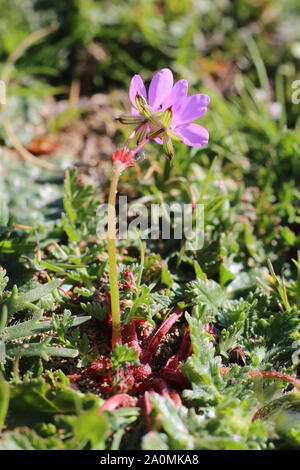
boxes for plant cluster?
[0,0,299,451]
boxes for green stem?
[296,251,300,310]
[108,162,123,348]
[107,129,164,346]
[136,234,145,294]
[126,234,145,324]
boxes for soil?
[35,92,128,184]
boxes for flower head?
[117,68,210,159]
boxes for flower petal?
[172,94,210,126]
[148,68,173,110]
[131,107,140,115]
[129,75,147,107]
[173,123,209,146]
[162,79,188,112]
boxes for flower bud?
[160,106,173,129]
[135,92,158,126]
[135,92,148,114]
[162,134,174,160]
[117,114,144,125]
[135,124,147,145]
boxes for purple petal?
[162,79,188,112]
[148,69,173,110]
[154,137,163,144]
[172,94,210,126]
[131,107,140,115]
[129,75,147,107]
[173,123,209,146]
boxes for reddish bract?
[112,148,134,168]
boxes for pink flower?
[117,68,210,159]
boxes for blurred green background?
[0,0,299,234]
[1,2,300,451]
[0,0,299,112]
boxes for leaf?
[161,263,173,287]
[10,375,100,415]
[0,372,9,430]
[39,259,87,273]
[0,278,62,316]
[150,394,194,449]
[0,340,5,364]
[0,429,67,450]
[188,278,228,314]
[80,301,106,321]
[181,313,223,405]
[205,194,230,217]
[111,343,139,373]
[0,239,36,254]
[2,314,90,341]
[0,305,8,331]
[0,267,8,294]
[6,340,78,360]
[217,302,247,355]
[73,410,109,449]
[142,431,169,450]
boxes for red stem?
[123,120,147,150]
[141,390,155,430]
[132,128,164,156]
[152,378,182,408]
[160,328,191,389]
[146,310,183,362]
[220,366,300,390]
[99,393,137,411]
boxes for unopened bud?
[135,124,147,145]
[117,114,144,125]
[135,92,158,126]
[135,92,148,114]
[162,134,174,160]
[160,106,173,129]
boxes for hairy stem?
[220,366,300,390]
[108,162,123,348]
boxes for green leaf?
[0,279,62,316]
[2,313,90,341]
[111,343,139,373]
[10,375,100,415]
[0,372,9,430]
[188,278,228,314]
[150,394,194,449]
[181,313,223,405]
[161,263,173,287]
[142,432,169,450]
[6,340,78,360]
[73,410,109,449]
[0,267,8,294]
